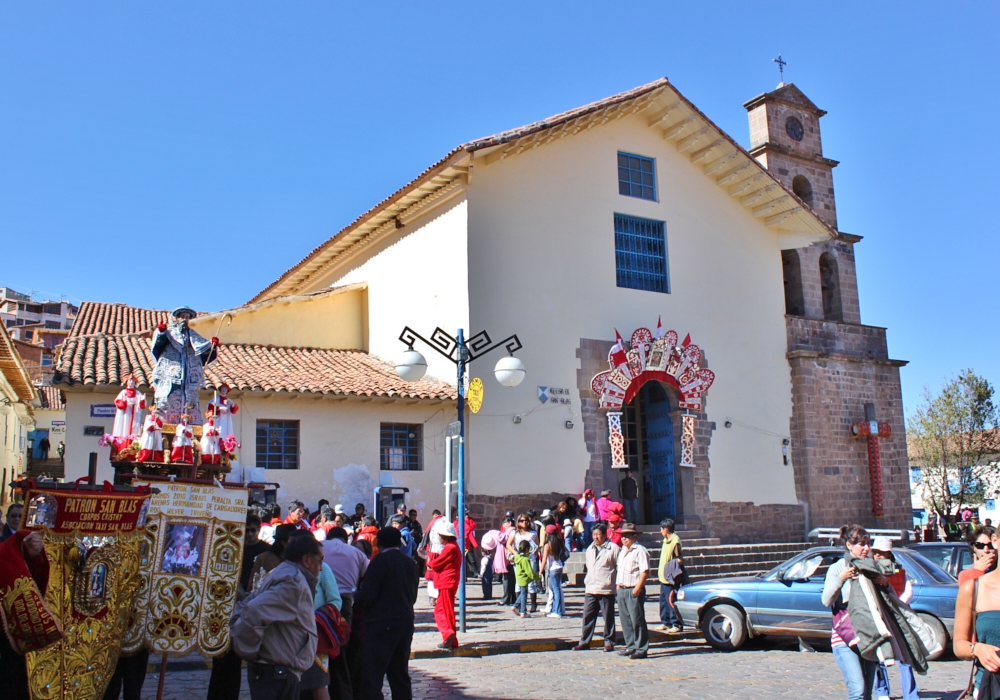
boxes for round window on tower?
[785,116,804,142]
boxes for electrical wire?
[724,416,789,440]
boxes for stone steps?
[565,538,810,585]
[26,459,64,479]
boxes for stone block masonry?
[787,346,910,531]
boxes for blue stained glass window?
[618,152,656,201]
[615,213,669,293]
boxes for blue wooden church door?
[643,383,676,521]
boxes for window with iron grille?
[618,152,656,201]
[256,419,299,470]
[380,423,422,471]
[614,213,669,293]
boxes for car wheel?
[700,604,748,651]
[917,613,948,661]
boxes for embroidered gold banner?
[124,480,248,656]
[23,485,151,700]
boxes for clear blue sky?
[2,3,997,413]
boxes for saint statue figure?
[150,307,219,424]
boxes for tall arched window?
[820,252,843,321]
[781,250,805,316]
[792,175,813,209]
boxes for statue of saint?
[150,307,218,424]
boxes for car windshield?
[911,545,955,573]
[899,549,956,584]
[765,549,840,579]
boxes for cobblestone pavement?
[141,642,970,699]
[410,581,678,653]
[140,582,970,698]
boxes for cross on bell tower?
[772,54,787,85]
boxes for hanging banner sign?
[22,485,152,700]
[123,480,248,657]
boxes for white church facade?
[56,78,909,542]
[248,76,910,541]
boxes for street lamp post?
[395,325,525,633]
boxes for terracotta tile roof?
[69,301,171,338]
[38,386,64,410]
[248,79,672,304]
[54,334,456,401]
[250,77,836,304]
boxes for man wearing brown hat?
[615,522,650,659]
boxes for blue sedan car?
[675,546,956,659]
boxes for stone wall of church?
[575,337,808,543]
[791,239,861,325]
[787,341,910,531]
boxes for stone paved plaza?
[139,585,971,699]
[142,643,970,699]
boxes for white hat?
[541,509,552,517]
[433,519,457,538]
[871,536,893,552]
[334,504,345,514]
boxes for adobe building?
[54,79,909,542]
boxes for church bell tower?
[742,81,911,532]
[743,84,839,228]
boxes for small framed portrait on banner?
[161,523,206,576]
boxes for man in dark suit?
[1,504,23,542]
[354,528,418,700]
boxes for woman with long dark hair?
[506,514,539,613]
[821,524,877,700]
[541,525,566,618]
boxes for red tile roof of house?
[54,333,455,401]
[69,301,171,338]
[38,386,64,410]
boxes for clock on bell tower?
[743,84,839,229]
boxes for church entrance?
[621,381,678,524]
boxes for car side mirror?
[781,555,823,582]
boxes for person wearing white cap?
[871,537,917,700]
[426,519,462,649]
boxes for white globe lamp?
[494,354,526,388]
[396,348,428,382]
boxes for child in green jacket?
[512,540,541,617]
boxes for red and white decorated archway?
[591,318,715,469]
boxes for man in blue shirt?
[392,515,414,557]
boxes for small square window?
[256,419,299,470]
[618,152,657,201]
[614,213,669,293]
[380,423,423,471]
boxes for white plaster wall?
[466,113,799,505]
[62,387,452,522]
[1,407,30,490]
[32,408,67,450]
[63,389,118,484]
[233,395,451,523]
[320,199,470,385]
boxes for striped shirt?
[615,543,650,588]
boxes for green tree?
[908,369,1000,519]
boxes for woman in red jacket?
[427,519,462,649]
